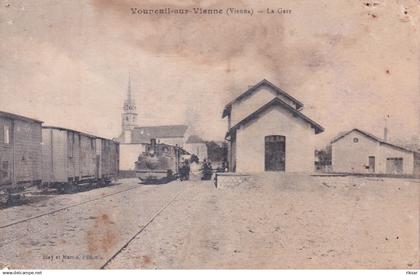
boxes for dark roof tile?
[132,125,188,143]
[186,135,205,143]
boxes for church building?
[116,76,188,171]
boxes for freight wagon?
[41,126,119,193]
[96,137,120,184]
[0,111,43,202]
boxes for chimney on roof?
[384,114,389,142]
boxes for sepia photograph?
[0,0,419,272]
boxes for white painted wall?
[228,134,237,172]
[230,86,298,128]
[123,130,131,143]
[235,106,316,173]
[331,131,414,174]
[184,143,208,161]
[119,143,146,170]
[378,143,414,174]
[332,131,380,174]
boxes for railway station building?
[222,79,324,173]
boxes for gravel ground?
[0,179,186,269]
[107,174,419,269]
[0,179,143,226]
[0,175,418,269]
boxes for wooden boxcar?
[41,126,119,192]
[0,111,43,201]
[96,137,119,184]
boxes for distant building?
[130,125,188,147]
[331,128,416,175]
[222,79,324,173]
[185,135,208,161]
[116,77,188,171]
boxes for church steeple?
[126,73,134,107]
[122,73,138,131]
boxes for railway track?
[0,182,169,249]
[0,183,149,229]
[100,189,185,269]
[0,179,184,268]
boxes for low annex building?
[222,79,324,173]
[331,128,417,175]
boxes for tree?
[205,141,228,163]
[315,145,332,166]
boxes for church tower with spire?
[121,74,138,143]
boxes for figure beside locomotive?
[0,111,120,203]
[134,138,213,183]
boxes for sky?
[0,0,419,147]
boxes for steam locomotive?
[135,139,189,183]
